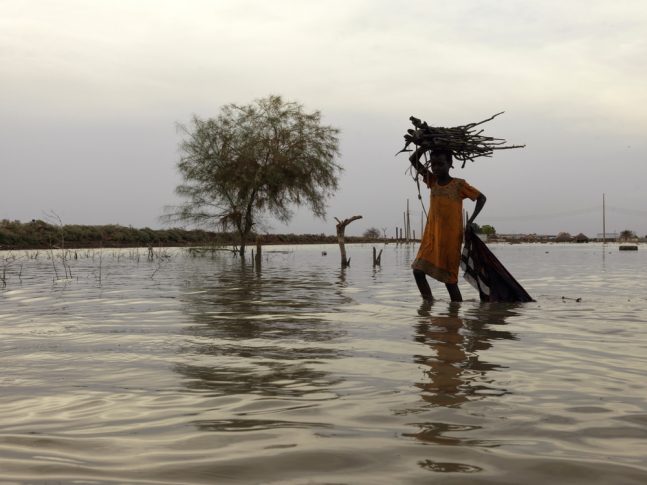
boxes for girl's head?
[429,149,453,177]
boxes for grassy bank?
[0,220,383,250]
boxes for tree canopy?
[165,95,342,255]
[480,224,496,236]
[619,229,637,241]
[363,227,381,239]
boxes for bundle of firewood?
[398,112,525,168]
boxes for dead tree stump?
[335,215,362,267]
[372,246,383,267]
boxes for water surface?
[1,243,646,483]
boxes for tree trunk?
[255,235,262,269]
[235,191,257,259]
[237,227,247,257]
[335,215,362,267]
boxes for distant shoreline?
[0,236,384,251]
[0,219,388,250]
[2,238,640,252]
[1,220,639,251]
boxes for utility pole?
[403,213,407,243]
[602,193,606,244]
[406,199,411,242]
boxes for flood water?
[1,243,647,484]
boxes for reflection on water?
[405,302,518,464]
[413,302,516,408]
[418,458,483,473]
[175,259,346,435]
[1,244,647,483]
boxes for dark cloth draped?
[460,225,533,302]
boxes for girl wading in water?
[409,145,486,302]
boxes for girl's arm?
[467,193,486,225]
[408,145,430,178]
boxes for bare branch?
[397,113,525,168]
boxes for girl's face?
[430,153,451,177]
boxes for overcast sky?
[2,0,646,237]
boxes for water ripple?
[1,244,647,483]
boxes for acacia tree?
[619,229,636,241]
[165,95,342,256]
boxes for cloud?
[1,0,646,235]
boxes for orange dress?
[411,174,481,284]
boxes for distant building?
[486,233,608,243]
[555,232,573,242]
[490,233,556,243]
[596,232,618,242]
